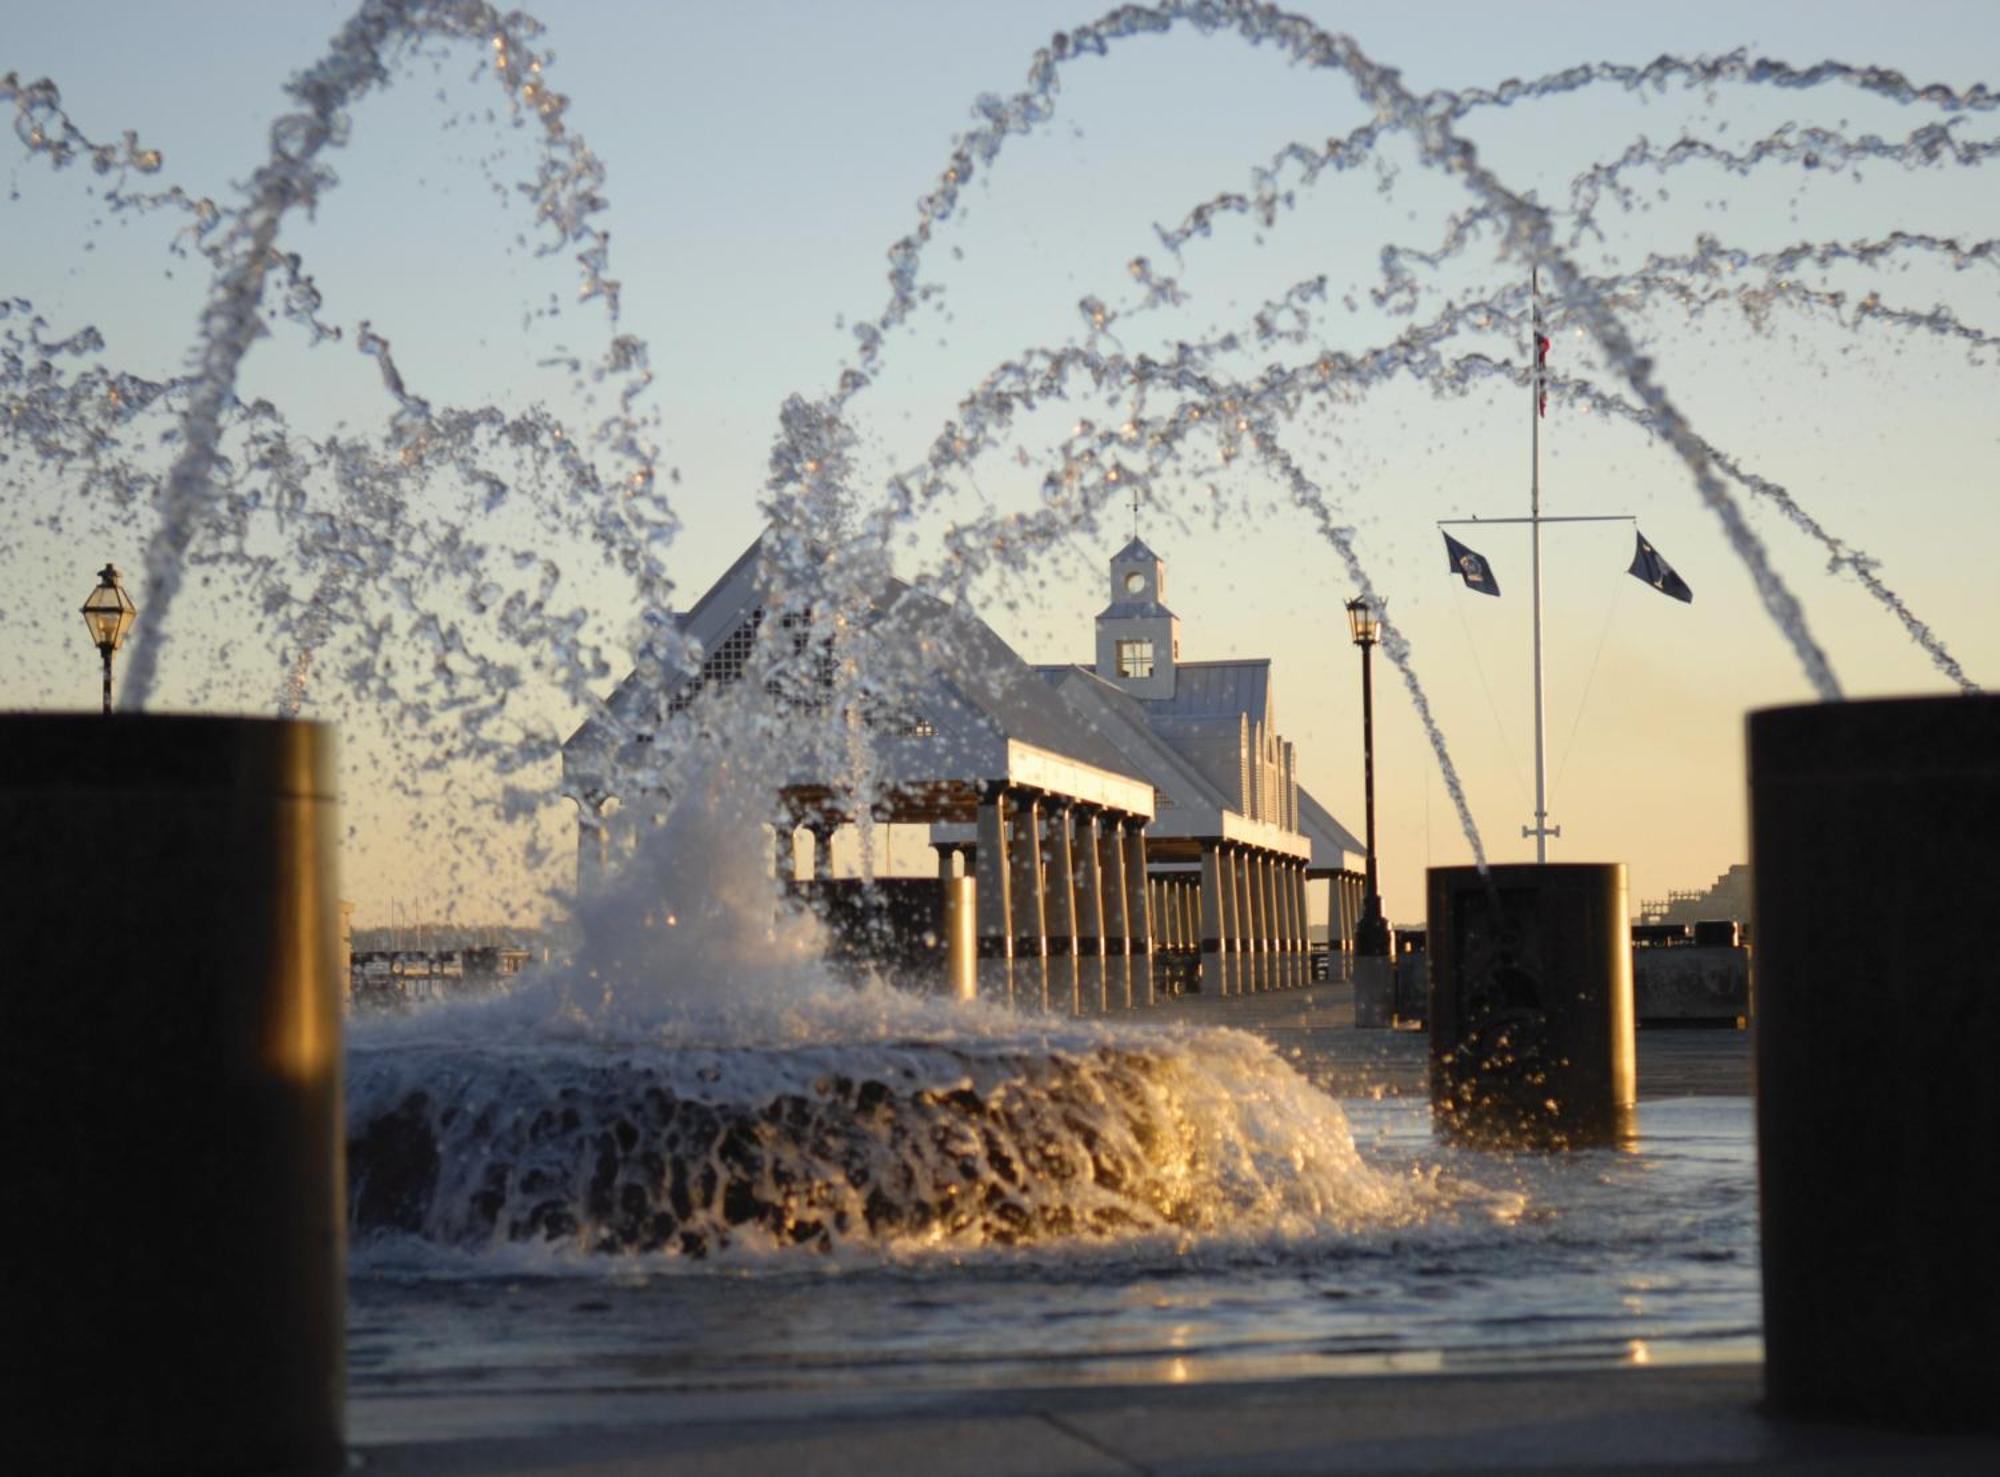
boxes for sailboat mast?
[1529,268,1551,865]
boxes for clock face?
[1124,571,1146,595]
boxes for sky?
[5,0,1995,927]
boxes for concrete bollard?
[1427,863,1635,1149]
[1393,944,1429,1027]
[941,875,977,1002]
[1750,694,2000,1429]
[1353,940,1395,1028]
[0,715,345,1476]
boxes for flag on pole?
[1443,531,1501,596]
[1533,274,1551,419]
[1628,529,1693,603]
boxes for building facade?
[564,531,1363,1003]
[1019,537,1364,993]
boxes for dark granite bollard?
[1427,863,1636,1149]
[1751,695,2000,1429]
[0,715,344,1476]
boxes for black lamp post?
[1346,596,1390,959]
[80,563,138,715]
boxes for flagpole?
[1438,275,1683,857]
[1528,267,1554,865]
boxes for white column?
[1289,863,1309,987]
[1009,794,1049,1010]
[1251,852,1270,992]
[1045,805,1080,1015]
[1220,846,1242,995]
[974,789,1013,1003]
[1200,845,1226,997]
[1077,810,1108,1012]
[1262,854,1284,988]
[1124,822,1153,1007]
[1103,819,1131,1009]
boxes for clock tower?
[1094,537,1180,700]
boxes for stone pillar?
[974,789,1014,1004]
[774,822,797,883]
[1200,845,1226,997]
[1751,695,2000,1427]
[1429,863,1634,1146]
[1044,805,1081,1014]
[5,715,345,1477]
[1103,818,1131,1009]
[1075,809,1108,1012]
[1124,823,1153,1007]
[941,874,976,1003]
[1009,794,1049,1010]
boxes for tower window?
[1116,638,1154,678]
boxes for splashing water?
[346,753,1467,1258]
[347,1018,1457,1259]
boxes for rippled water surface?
[350,1093,1758,1423]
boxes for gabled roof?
[563,529,1152,817]
[568,532,765,744]
[1111,535,1162,564]
[888,589,1140,780]
[1034,663,1236,832]
[1026,665,1307,860]
[1296,784,1364,872]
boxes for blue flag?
[1443,531,1500,596]
[1628,529,1693,603]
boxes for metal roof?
[1140,659,1272,726]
